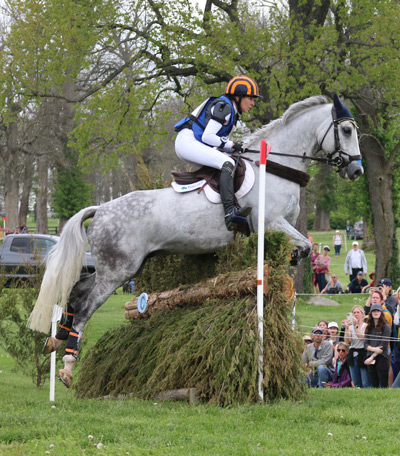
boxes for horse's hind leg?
[58,278,117,388]
[43,273,96,356]
[42,303,74,354]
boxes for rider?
[174,75,262,231]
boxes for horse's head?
[318,94,363,181]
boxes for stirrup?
[234,205,252,218]
[225,207,249,231]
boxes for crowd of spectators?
[302,284,400,388]
[311,234,374,295]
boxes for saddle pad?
[171,160,255,204]
[171,180,207,193]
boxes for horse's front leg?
[269,216,311,265]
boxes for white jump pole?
[292,292,297,330]
[49,305,63,402]
[256,140,271,402]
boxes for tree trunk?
[312,206,331,230]
[360,137,395,282]
[354,94,398,282]
[3,114,20,231]
[18,154,34,226]
[36,155,49,234]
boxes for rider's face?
[239,96,255,113]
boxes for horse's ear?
[333,93,354,120]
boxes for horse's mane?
[249,95,329,143]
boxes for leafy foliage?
[0,266,56,387]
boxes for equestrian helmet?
[225,76,262,98]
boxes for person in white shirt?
[332,230,343,256]
[344,241,367,281]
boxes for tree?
[2,0,400,282]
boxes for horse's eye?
[342,126,352,135]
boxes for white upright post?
[256,140,270,402]
[49,305,63,402]
[292,293,297,330]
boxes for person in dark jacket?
[364,304,392,388]
[347,271,368,293]
[325,342,352,388]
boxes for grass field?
[1,230,398,456]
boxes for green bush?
[75,231,305,404]
[0,266,57,387]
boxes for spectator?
[302,326,334,388]
[320,274,344,295]
[332,230,343,256]
[316,246,331,294]
[311,243,320,293]
[361,271,375,294]
[380,278,397,316]
[364,304,391,388]
[345,220,352,239]
[325,342,352,388]
[318,320,329,340]
[364,281,397,318]
[344,241,367,281]
[392,287,400,382]
[328,322,340,347]
[344,305,371,388]
[347,271,368,294]
[364,288,395,385]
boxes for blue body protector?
[174,95,236,144]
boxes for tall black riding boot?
[220,161,252,231]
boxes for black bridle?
[246,108,361,170]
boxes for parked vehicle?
[0,234,95,285]
[350,221,363,240]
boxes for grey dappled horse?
[29,95,362,387]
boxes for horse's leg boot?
[58,354,75,388]
[220,161,251,231]
[43,336,64,355]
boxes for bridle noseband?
[317,106,361,169]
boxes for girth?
[172,156,310,192]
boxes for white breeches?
[175,129,235,170]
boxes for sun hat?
[303,334,313,343]
[323,245,330,251]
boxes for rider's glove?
[232,141,247,153]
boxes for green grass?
[2,231,399,456]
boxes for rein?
[245,109,361,170]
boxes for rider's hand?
[232,141,247,153]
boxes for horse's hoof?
[43,336,62,355]
[58,370,73,388]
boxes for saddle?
[171,157,247,194]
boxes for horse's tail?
[27,206,99,334]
